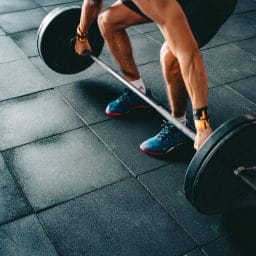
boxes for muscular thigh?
[102,0,151,29]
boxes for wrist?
[76,25,88,42]
[193,106,211,131]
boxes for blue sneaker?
[140,121,190,156]
[105,88,152,117]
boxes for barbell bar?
[37,5,256,215]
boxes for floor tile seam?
[36,0,81,8]
[226,84,256,107]
[54,88,136,177]
[0,55,28,66]
[0,125,85,152]
[0,87,54,105]
[35,214,62,256]
[208,74,256,90]
[35,176,132,214]
[0,155,37,216]
[234,8,256,16]
[0,7,43,16]
[136,176,200,248]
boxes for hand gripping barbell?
[37,6,256,215]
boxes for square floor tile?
[0,36,25,63]
[0,59,50,101]
[203,237,247,256]
[3,127,130,211]
[203,44,256,85]
[43,1,83,12]
[92,113,178,176]
[0,215,58,256]
[228,76,256,104]
[139,165,225,245]
[234,0,256,13]
[234,37,256,56]
[208,86,256,129]
[0,154,32,225]
[39,178,196,256]
[0,90,84,150]
[0,8,47,34]
[35,0,79,6]
[30,56,106,87]
[11,30,38,58]
[57,75,124,125]
[0,28,6,36]
[218,14,256,42]
[0,0,40,14]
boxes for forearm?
[79,0,103,33]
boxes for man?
[75,0,237,155]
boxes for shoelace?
[157,121,177,140]
[117,89,136,104]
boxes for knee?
[98,10,116,36]
[160,43,179,73]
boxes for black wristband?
[193,106,209,121]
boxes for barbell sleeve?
[87,52,196,141]
[234,166,256,192]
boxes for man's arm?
[75,0,103,54]
[132,0,212,149]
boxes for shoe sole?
[140,141,188,156]
[105,105,150,117]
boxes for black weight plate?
[37,6,104,74]
[184,115,256,215]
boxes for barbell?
[37,6,256,215]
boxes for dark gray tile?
[203,44,256,85]
[92,113,178,176]
[185,249,206,256]
[0,0,40,15]
[35,0,79,6]
[135,22,158,33]
[0,215,58,256]
[3,127,130,211]
[11,30,38,58]
[203,237,248,256]
[43,1,83,12]
[30,56,106,87]
[218,14,256,42]
[139,165,225,245]
[0,28,5,36]
[0,59,50,101]
[56,75,124,125]
[0,90,84,150]
[0,8,46,34]
[234,0,256,13]
[39,178,196,256]
[241,10,256,23]
[208,86,256,129]
[0,36,25,63]
[234,37,256,56]
[228,76,256,104]
[0,154,32,225]
[201,34,229,50]
[145,30,164,45]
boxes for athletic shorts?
[121,0,237,47]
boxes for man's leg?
[98,0,149,81]
[98,0,154,116]
[140,42,190,155]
